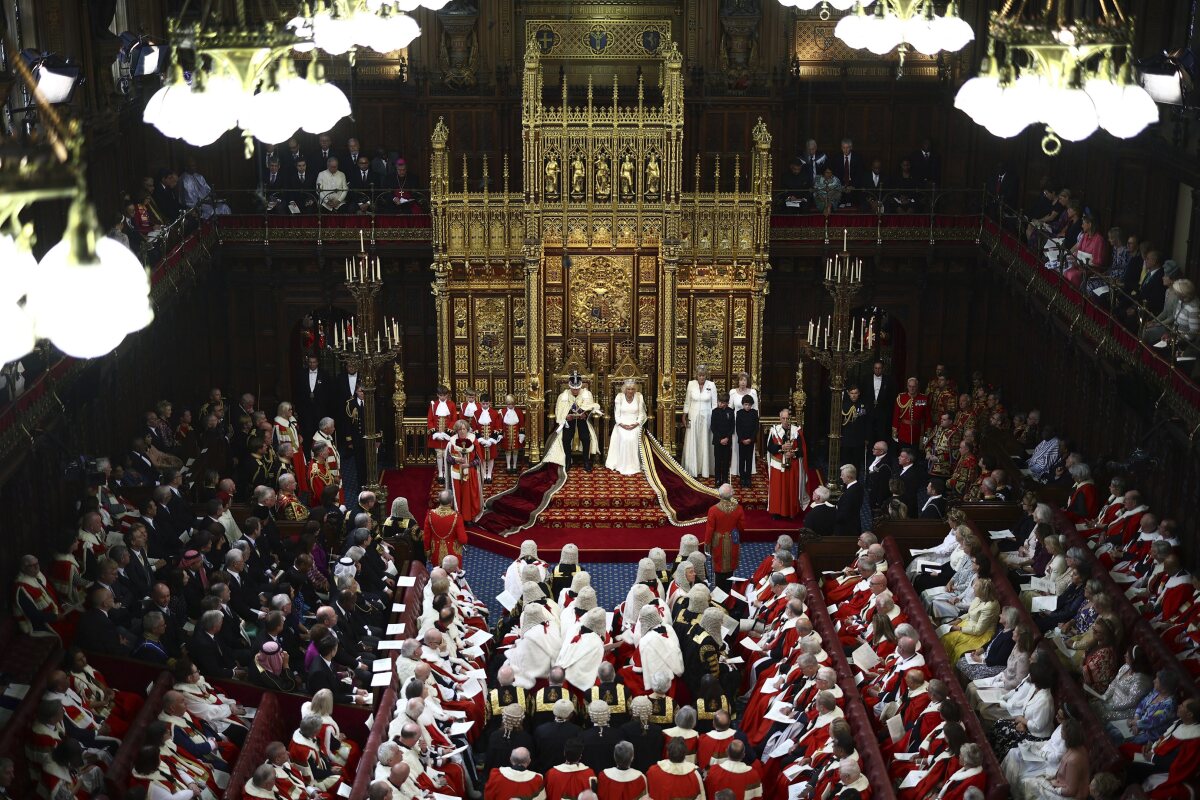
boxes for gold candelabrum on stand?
[328,240,403,505]
[800,243,874,494]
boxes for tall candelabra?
[800,249,874,492]
[328,241,403,505]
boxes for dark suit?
[282,148,308,179]
[835,152,867,191]
[297,369,333,442]
[800,150,827,184]
[75,608,126,655]
[579,726,619,773]
[835,480,865,536]
[306,656,353,703]
[987,172,1019,209]
[142,598,187,655]
[226,571,262,624]
[123,548,155,600]
[533,720,583,773]
[910,150,941,186]
[864,375,897,443]
[898,462,926,518]
[734,408,759,486]
[617,719,665,773]
[802,503,836,536]
[918,495,947,519]
[263,169,289,212]
[347,167,377,208]
[1138,269,1167,316]
[289,169,318,211]
[710,406,736,486]
[126,450,160,486]
[153,183,183,223]
[865,455,894,510]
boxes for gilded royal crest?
[568,255,633,334]
[641,29,662,54]
[586,27,612,54]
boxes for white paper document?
[851,643,880,672]
[766,737,796,759]
[496,590,518,611]
[386,622,406,635]
[460,680,483,699]
[899,770,929,789]
[392,603,407,613]
[337,783,353,797]
[467,629,493,646]
[975,688,1006,705]
[935,623,952,636]
[1031,595,1058,612]
[373,658,393,672]
[371,672,392,687]
[887,712,906,742]
[1031,576,1054,594]
[990,529,1015,540]
[396,575,417,587]
[711,587,730,604]
[376,640,408,650]
[765,706,797,724]
[448,721,474,736]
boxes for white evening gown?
[729,386,759,474]
[682,380,715,477]
[605,393,646,476]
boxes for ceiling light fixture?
[955,0,1158,154]
[835,1,973,74]
[776,0,867,21]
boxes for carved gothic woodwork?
[437,1,480,89]
[428,36,773,458]
[719,0,761,90]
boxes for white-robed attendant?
[681,365,717,478]
[606,380,647,476]
[634,605,685,682]
[555,607,610,691]
[728,372,759,475]
[505,604,563,689]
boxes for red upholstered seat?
[105,671,174,795]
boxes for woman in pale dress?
[606,379,647,476]
[728,372,759,476]
[681,365,716,478]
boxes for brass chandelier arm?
[4,34,72,164]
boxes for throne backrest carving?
[552,338,598,398]
[605,344,651,409]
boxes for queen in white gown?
[682,366,716,478]
[729,371,759,475]
[606,380,647,476]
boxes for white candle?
[359,229,364,252]
[377,331,381,351]
[843,228,848,251]
[837,330,842,351]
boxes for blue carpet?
[465,541,776,619]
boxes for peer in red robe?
[646,756,704,800]
[545,762,596,799]
[937,764,986,800]
[597,765,648,800]
[766,418,808,518]
[705,494,746,581]
[1062,479,1100,522]
[423,500,468,567]
[705,756,764,800]
[447,424,483,522]
[1142,715,1200,800]
[483,764,545,800]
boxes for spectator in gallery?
[180,156,231,217]
[812,166,843,217]
[316,157,349,213]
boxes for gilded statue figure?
[619,154,635,199]
[594,156,612,199]
[646,153,661,198]
[544,154,560,197]
[571,154,586,196]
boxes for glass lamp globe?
[931,14,974,52]
[312,10,361,55]
[0,234,37,305]
[903,16,943,56]
[828,0,867,8]
[145,81,198,141]
[1042,87,1099,141]
[777,0,822,7]
[834,13,873,50]
[239,81,305,144]
[179,75,245,147]
[862,15,904,55]
[1088,80,1159,139]
[300,81,352,134]
[954,73,1000,118]
[30,237,154,359]
[0,303,36,366]
[367,13,421,52]
[418,0,451,9]
[982,83,1038,138]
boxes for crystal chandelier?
[954,0,1158,154]
[777,0,867,21]
[2,59,153,365]
[835,1,974,72]
[145,0,352,147]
